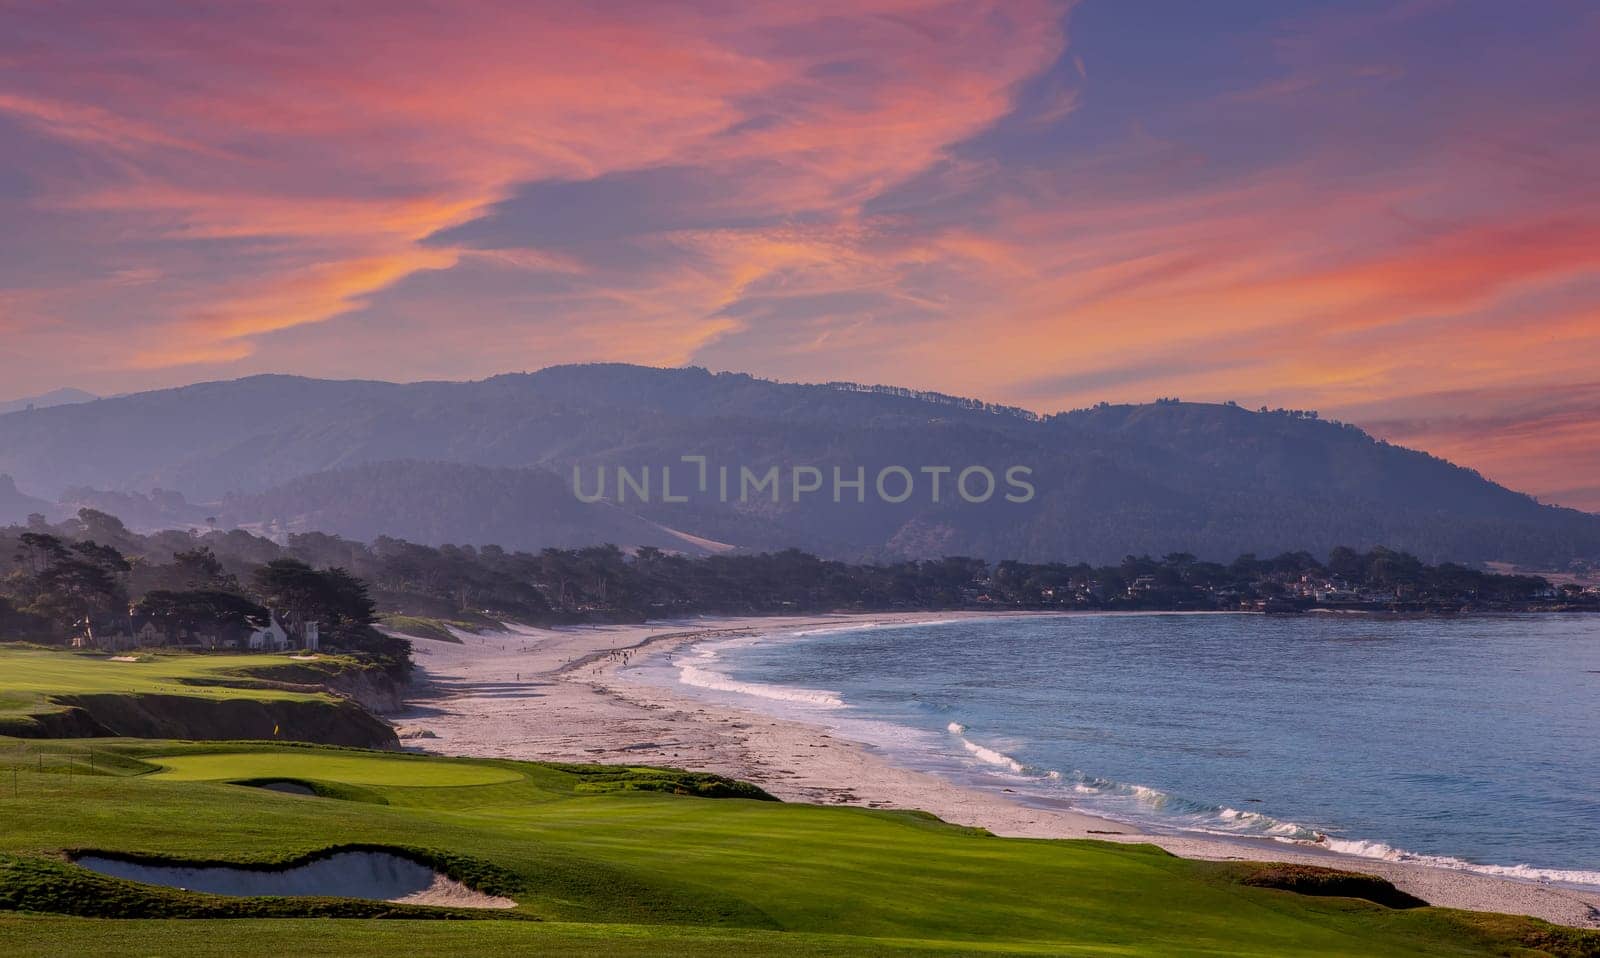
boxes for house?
[247,615,290,651]
[1314,587,1363,605]
[73,615,130,651]
[133,618,168,647]
[74,613,172,651]
[74,606,321,654]
[254,614,320,652]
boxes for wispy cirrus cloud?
[1,0,1067,372]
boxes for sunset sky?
[1,1,1596,509]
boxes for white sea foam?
[673,638,845,709]
[943,724,1030,775]
[784,617,967,639]
[676,663,845,708]
[666,617,968,714]
[1314,837,1600,887]
[939,718,1600,890]
[958,738,1028,774]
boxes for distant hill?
[0,474,56,526]
[0,387,96,417]
[56,487,213,531]
[215,460,730,555]
[0,365,1595,565]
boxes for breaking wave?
[674,638,845,709]
[786,618,967,638]
[1313,838,1600,887]
[942,722,1600,889]
[667,618,967,712]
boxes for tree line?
[3,509,1586,671]
[1,510,408,673]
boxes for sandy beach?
[393,613,1600,928]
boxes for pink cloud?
[0,0,1596,512]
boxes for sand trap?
[74,850,516,909]
[108,655,141,662]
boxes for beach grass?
[376,614,480,643]
[0,739,1593,956]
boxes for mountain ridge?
[0,386,97,417]
[0,365,1594,566]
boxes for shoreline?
[393,611,1600,928]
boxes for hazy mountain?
[0,474,55,525]
[0,387,97,417]
[57,487,213,531]
[0,365,1595,565]
[215,460,730,555]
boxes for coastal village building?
[244,616,319,652]
[75,609,321,653]
[246,616,289,651]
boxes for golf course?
[0,648,397,747]
[0,734,1596,956]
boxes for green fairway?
[0,647,397,747]
[0,648,326,714]
[0,740,1594,956]
[147,751,523,786]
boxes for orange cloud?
[0,0,1068,377]
[1346,380,1600,512]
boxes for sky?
[1,0,1597,510]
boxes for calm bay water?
[641,613,1600,885]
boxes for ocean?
[630,612,1600,887]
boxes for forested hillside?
[0,365,1595,566]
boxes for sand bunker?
[74,850,516,909]
[248,780,317,796]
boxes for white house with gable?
[247,614,290,652]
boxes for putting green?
[148,752,523,787]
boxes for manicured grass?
[0,648,330,719]
[0,648,396,747]
[0,917,1127,957]
[148,751,523,786]
[1,739,1593,956]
